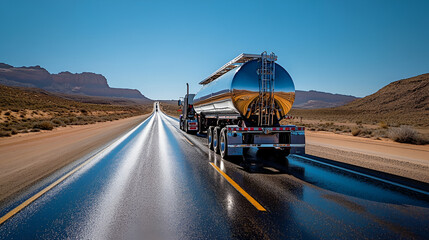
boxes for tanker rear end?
[181,52,305,159]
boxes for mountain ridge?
[339,73,429,112]
[0,63,150,101]
[293,90,358,109]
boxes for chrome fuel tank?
[193,60,295,120]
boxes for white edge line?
[292,154,429,196]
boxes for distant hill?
[340,73,429,113]
[293,90,358,109]
[0,63,151,101]
[290,73,429,127]
[0,84,152,137]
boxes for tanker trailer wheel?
[207,126,214,150]
[220,128,229,159]
[213,126,221,154]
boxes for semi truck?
[179,52,305,159]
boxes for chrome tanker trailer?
[179,52,305,159]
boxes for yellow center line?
[209,162,267,211]
[0,141,115,225]
[183,136,194,145]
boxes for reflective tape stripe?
[227,144,306,148]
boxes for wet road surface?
[0,110,429,239]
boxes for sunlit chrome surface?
[193,60,295,119]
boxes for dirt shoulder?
[305,131,429,184]
[0,114,150,204]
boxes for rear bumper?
[228,144,305,148]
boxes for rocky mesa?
[0,63,150,100]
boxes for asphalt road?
[0,109,428,239]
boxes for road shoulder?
[306,131,429,184]
[0,114,150,204]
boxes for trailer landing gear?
[207,126,214,150]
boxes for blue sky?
[1,0,428,100]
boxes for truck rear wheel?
[220,128,229,159]
[275,149,290,164]
[213,126,221,154]
[207,126,214,150]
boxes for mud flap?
[226,126,243,156]
[290,132,305,155]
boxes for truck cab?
[179,84,198,133]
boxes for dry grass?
[33,121,54,130]
[289,108,429,127]
[0,85,153,137]
[351,128,361,136]
[388,126,428,145]
[378,121,389,129]
[159,101,181,117]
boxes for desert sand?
[0,114,149,204]
[306,131,429,184]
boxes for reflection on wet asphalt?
[0,111,428,239]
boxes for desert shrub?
[11,128,18,135]
[378,121,388,129]
[61,117,70,124]
[80,109,88,115]
[0,130,11,137]
[388,126,428,144]
[69,117,78,123]
[351,128,361,136]
[373,129,388,138]
[30,129,40,132]
[33,121,54,130]
[355,120,362,125]
[51,119,64,126]
[4,111,11,116]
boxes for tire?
[275,149,290,164]
[243,147,250,154]
[207,126,214,150]
[220,128,229,159]
[277,148,290,157]
[213,126,221,154]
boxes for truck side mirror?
[178,99,182,106]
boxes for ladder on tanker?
[257,52,276,126]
